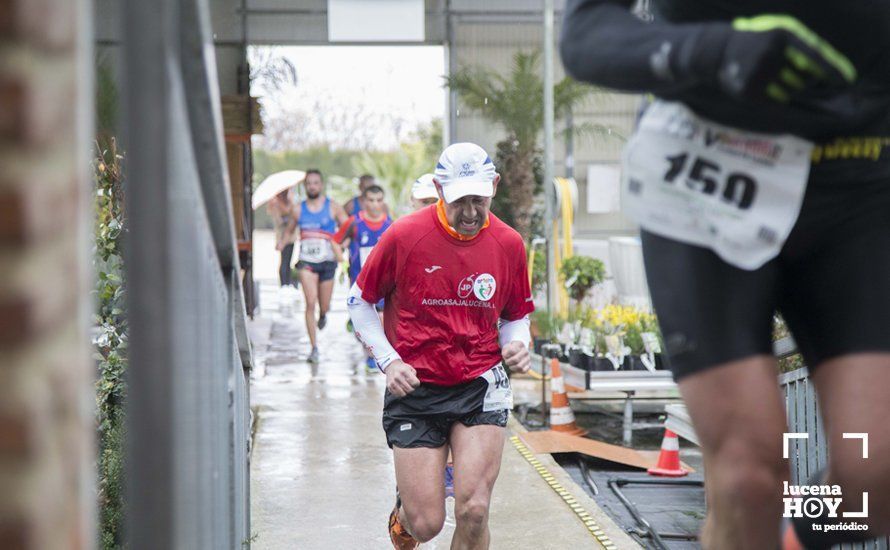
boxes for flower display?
[587,304,661,355]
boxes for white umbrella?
[251,170,306,210]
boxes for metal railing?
[780,366,826,486]
[780,365,888,550]
[123,0,252,547]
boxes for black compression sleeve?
[560,0,731,94]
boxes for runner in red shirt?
[347,143,534,549]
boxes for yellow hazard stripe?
[509,435,616,548]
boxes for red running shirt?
[356,206,535,386]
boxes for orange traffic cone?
[549,358,586,436]
[647,429,688,477]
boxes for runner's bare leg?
[449,423,506,550]
[811,353,890,534]
[299,268,319,348]
[393,445,449,542]
[318,278,334,318]
[678,356,789,550]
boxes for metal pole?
[543,0,558,312]
[542,354,549,425]
[122,0,175,545]
[623,391,634,447]
[566,107,574,179]
[446,0,458,145]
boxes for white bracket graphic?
[784,432,870,518]
[843,492,869,518]
[783,433,808,459]
[843,433,869,459]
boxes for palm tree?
[445,50,615,240]
[353,140,435,217]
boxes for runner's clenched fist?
[501,341,530,374]
[385,360,421,397]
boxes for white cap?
[433,143,496,203]
[411,173,439,200]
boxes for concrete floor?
[248,230,638,549]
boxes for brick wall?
[0,0,94,548]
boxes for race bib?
[481,364,513,412]
[359,245,374,267]
[300,238,333,263]
[622,101,814,270]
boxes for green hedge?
[94,140,127,549]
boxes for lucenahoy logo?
[473,273,496,301]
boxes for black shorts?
[383,366,511,449]
[643,177,890,380]
[297,260,337,282]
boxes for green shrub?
[98,419,125,548]
[773,315,805,373]
[531,246,547,294]
[530,310,563,341]
[94,140,127,549]
[559,255,606,302]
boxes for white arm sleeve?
[347,283,401,371]
[498,315,531,348]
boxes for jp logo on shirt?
[457,273,497,301]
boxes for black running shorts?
[382,365,511,449]
[643,177,890,380]
[297,260,337,282]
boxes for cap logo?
[458,162,476,178]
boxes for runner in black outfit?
[561,2,890,549]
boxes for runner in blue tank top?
[343,173,392,217]
[346,214,392,285]
[334,184,392,373]
[283,169,348,364]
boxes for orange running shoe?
[388,493,419,550]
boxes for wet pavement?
[511,376,706,549]
[248,230,639,549]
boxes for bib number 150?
[664,153,758,210]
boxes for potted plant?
[559,255,606,304]
[530,310,562,355]
[568,346,583,367]
[564,305,592,367]
[623,306,649,371]
[623,355,647,371]
[637,311,665,371]
[555,322,575,363]
[593,355,613,371]
[589,304,626,370]
[583,306,611,371]
[577,327,596,371]
[641,331,667,370]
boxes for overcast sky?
[251,46,446,150]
